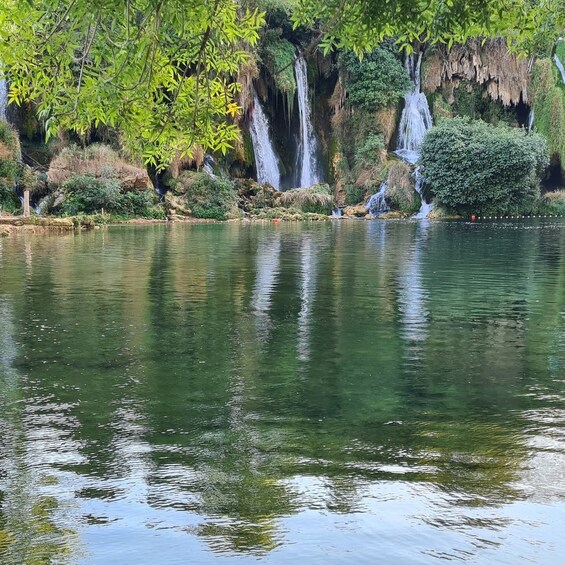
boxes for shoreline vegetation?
[1,8,564,230]
[4,209,565,238]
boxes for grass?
[279,184,334,214]
[48,144,150,189]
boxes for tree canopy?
[293,0,565,54]
[0,0,563,165]
[0,0,264,166]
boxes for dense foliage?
[60,174,156,216]
[340,48,410,111]
[0,0,264,167]
[531,58,565,173]
[0,0,561,168]
[0,121,21,213]
[172,172,239,220]
[293,0,564,54]
[260,29,297,102]
[420,118,549,214]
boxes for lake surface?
[1,220,564,564]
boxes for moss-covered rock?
[249,206,329,221]
[385,161,420,214]
[235,178,280,212]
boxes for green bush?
[116,190,154,216]
[339,48,411,112]
[175,172,238,220]
[531,58,565,172]
[61,175,122,215]
[260,29,296,104]
[420,118,549,214]
[60,174,156,217]
[0,121,22,212]
[355,133,385,170]
[344,183,365,205]
[0,179,20,213]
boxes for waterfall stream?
[395,52,434,218]
[0,76,7,121]
[295,57,321,188]
[554,53,565,85]
[366,182,390,216]
[249,90,281,190]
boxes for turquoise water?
[0,220,564,563]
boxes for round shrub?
[420,118,549,214]
[61,174,122,215]
[175,172,238,220]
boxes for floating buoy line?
[472,215,564,221]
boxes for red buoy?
[471,214,477,222]
[273,218,280,223]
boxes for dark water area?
[0,220,564,563]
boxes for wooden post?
[23,190,30,218]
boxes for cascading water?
[395,52,434,218]
[413,169,433,219]
[203,155,217,178]
[528,109,535,131]
[366,182,390,216]
[249,90,281,190]
[0,75,7,121]
[295,57,321,188]
[554,53,565,85]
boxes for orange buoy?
[273,218,280,223]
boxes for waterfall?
[554,53,565,85]
[203,155,217,178]
[396,52,434,218]
[295,57,321,188]
[528,109,535,131]
[366,182,390,216]
[249,90,281,190]
[413,169,433,219]
[202,154,228,179]
[0,75,7,121]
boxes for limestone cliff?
[422,39,531,107]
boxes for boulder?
[343,204,368,218]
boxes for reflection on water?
[297,233,318,362]
[1,221,565,563]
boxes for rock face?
[422,39,530,107]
